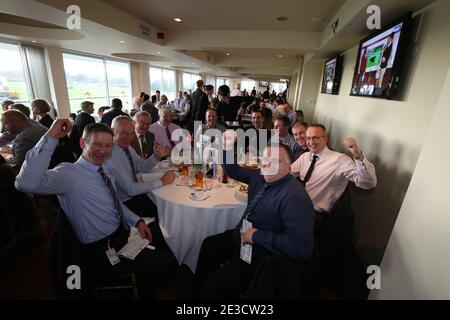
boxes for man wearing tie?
[15,120,178,298]
[149,107,182,149]
[131,111,155,159]
[107,116,174,219]
[290,123,377,291]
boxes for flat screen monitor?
[321,55,343,94]
[350,13,412,99]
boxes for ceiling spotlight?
[276,16,288,22]
[173,17,183,23]
[119,40,125,43]
[157,52,161,54]
[31,40,37,43]
[277,54,283,58]
[226,53,230,56]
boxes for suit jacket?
[130,131,155,159]
[190,88,209,122]
[100,108,129,127]
[69,112,95,158]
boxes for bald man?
[1,110,46,170]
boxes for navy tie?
[165,126,176,148]
[243,183,268,220]
[98,166,129,231]
[124,148,138,182]
[301,155,318,185]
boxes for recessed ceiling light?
[173,17,183,23]
[31,40,37,43]
[157,52,161,54]
[226,53,230,56]
[276,16,288,22]
[277,54,283,58]
[119,40,125,43]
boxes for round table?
[148,178,247,272]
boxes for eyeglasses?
[305,136,325,141]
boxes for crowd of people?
[0,79,377,299]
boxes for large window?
[149,67,176,101]
[63,53,132,114]
[205,75,216,87]
[0,42,31,113]
[270,82,287,95]
[216,78,230,89]
[241,80,256,93]
[182,72,200,93]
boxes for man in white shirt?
[290,123,377,291]
[290,124,377,213]
[149,107,182,149]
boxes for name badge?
[240,219,252,264]
[106,241,120,266]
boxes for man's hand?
[222,130,237,150]
[160,170,176,185]
[47,119,72,139]
[137,220,153,242]
[242,227,257,245]
[343,138,363,160]
[154,143,171,160]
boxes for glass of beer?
[194,165,204,189]
[222,173,229,184]
[182,164,189,176]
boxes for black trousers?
[123,194,158,219]
[193,230,259,299]
[82,222,178,299]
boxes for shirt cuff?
[37,134,58,153]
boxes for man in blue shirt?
[107,116,174,216]
[15,119,178,298]
[194,132,315,299]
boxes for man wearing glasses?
[290,123,377,292]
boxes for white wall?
[297,59,323,123]
[309,0,450,268]
[370,64,450,299]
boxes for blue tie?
[243,183,268,220]
[124,148,138,182]
[98,166,129,231]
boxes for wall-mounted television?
[350,12,412,99]
[321,55,343,94]
[259,81,269,87]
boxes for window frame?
[62,50,132,113]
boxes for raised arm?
[341,138,377,188]
[221,131,255,184]
[15,119,73,194]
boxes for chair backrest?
[245,254,319,300]
[47,207,86,299]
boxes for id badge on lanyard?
[240,219,252,264]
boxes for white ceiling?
[102,0,346,31]
[0,0,440,82]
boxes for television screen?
[321,55,343,94]
[350,13,412,99]
[259,81,269,87]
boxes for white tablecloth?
[148,178,247,272]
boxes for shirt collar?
[76,155,103,172]
[158,120,168,128]
[310,146,330,160]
